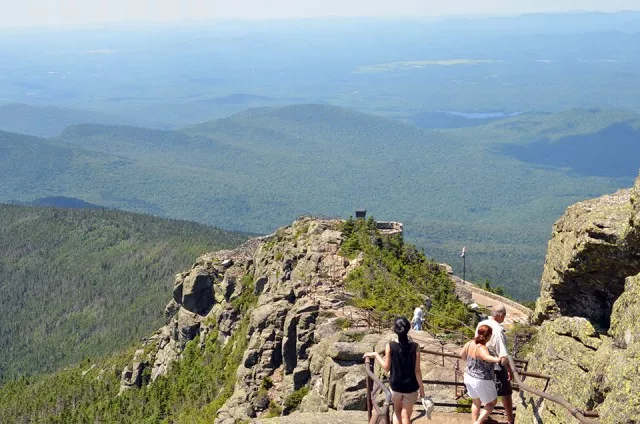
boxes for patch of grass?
[294,223,310,240]
[262,237,277,251]
[231,273,257,314]
[260,376,274,391]
[265,400,282,418]
[456,397,473,413]
[283,387,310,414]
[335,317,352,329]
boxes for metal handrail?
[507,356,600,423]
[364,357,392,424]
[363,312,600,423]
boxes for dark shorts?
[495,366,513,396]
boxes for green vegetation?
[479,279,510,298]
[231,274,258,314]
[334,317,353,329]
[507,323,539,359]
[265,401,283,418]
[0,308,254,423]
[342,217,473,335]
[456,397,473,413]
[0,203,247,382]
[283,387,310,414]
[1,106,637,301]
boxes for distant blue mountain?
[0,104,135,138]
[29,196,103,209]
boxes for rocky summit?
[117,217,401,423]
[519,175,640,423]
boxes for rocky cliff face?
[119,217,396,422]
[533,181,640,328]
[519,175,640,423]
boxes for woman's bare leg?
[471,398,482,422]
[401,402,413,424]
[475,399,497,424]
[392,397,403,424]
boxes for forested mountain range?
[1,105,637,300]
[0,204,247,382]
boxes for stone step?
[255,410,509,424]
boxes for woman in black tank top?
[364,317,425,424]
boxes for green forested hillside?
[1,106,638,300]
[0,204,247,382]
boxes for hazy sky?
[2,0,640,28]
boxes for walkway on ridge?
[448,275,531,328]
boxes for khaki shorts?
[391,390,419,408]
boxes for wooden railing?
[506,355,600,423]
[365,345,601,423]
[364,357,392,424]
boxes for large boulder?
[516,314,640,423]
[118,349,148,394]
[533,175,640,328]
[327,342,370,362]
[182,266,214,314]
[609,272,640,349]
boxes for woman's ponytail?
[394,317,411,347]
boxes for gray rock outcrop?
[118,216,413,423]
[216,218,364,424]
[518,174,640,423]
[533,175,640,328]
[118,349,148,395]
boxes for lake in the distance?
[442,111,523,119]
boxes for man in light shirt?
[476,304,513,424]
[411,305,424,331]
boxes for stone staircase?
[256,410,508,423]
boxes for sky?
[1,0,640,28]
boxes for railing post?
[387,396,391,424]
[366,357,373,422]
[454,359,460,398]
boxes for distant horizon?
[2,0,640,30]
[1,9,639,33]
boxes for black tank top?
[389,341,419,393]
